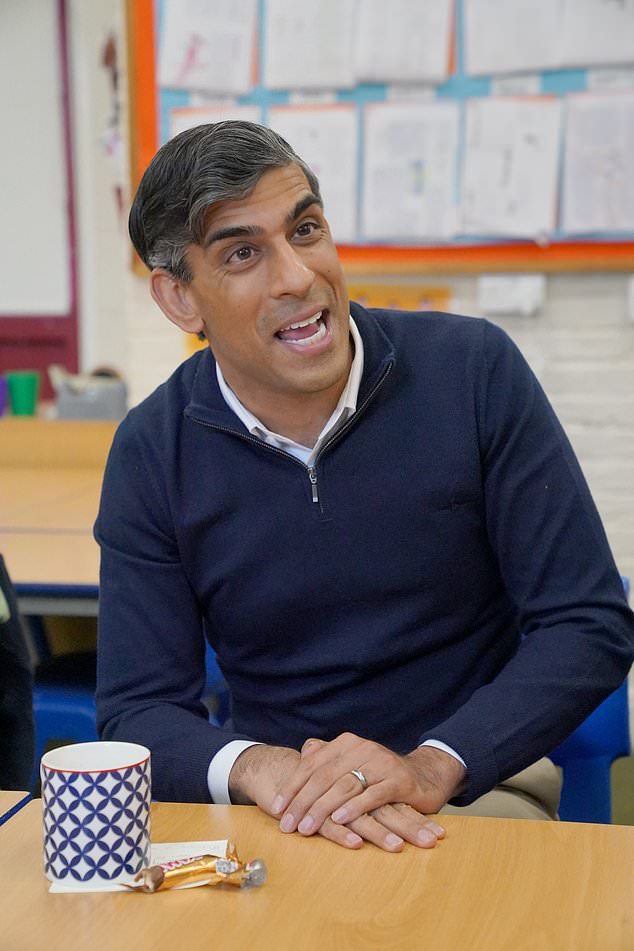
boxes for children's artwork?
[562,92,634,233]
[158,0,258,94]
[460,97,562,238]
[362,101,460,240]
[267,106,358,243]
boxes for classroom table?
[1,801,633,951]
[0,418,114,615]
[0,790,31,826]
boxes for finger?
[272,733,367,818]
[316,816,364,850]
[290,770,372,837]
[369,803,445,848]
[301,738,326,758]
[346,813,405,853]
[329,779,410,826]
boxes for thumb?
[301,737,326,758]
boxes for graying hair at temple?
[128,120,322,283]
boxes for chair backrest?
[0,555,35,789]
[550,575,631,823]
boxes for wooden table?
[2,801,633,951]
[0,419,115,615]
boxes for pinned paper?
[169,104,260,139]
[476,274,546,317]
[267,105,358,243]
[361,101,460,240]
[460,98,561,239]
[627,276,634,323]
[562,93,634,234]
[264,0,356,90]
[354,0,453,84]
[158,0,257,94]
[464,0,563,76]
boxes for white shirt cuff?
[419,739,467,770]
[207,740,263,804]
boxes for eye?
[294,220,320,239]
[227,245,255,264]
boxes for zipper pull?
[308,466,319,503]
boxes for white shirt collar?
[216,316,364,466]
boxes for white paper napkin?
[48,839,228,893]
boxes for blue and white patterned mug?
[41,741,151,885]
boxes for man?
[96,121,633,852]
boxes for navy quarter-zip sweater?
[95,304,634,804]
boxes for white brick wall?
[451,272,634,586]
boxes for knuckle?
[344,774,362,795]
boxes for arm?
[263,320,633,827]
[419,319,634,803]
[228,740,456,850]
[95,416,254,803]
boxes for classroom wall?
[68,2,634,585]
[68,0,129,375]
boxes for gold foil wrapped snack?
[133,842,267,893]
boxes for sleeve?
[418,320,634,805]
[94,415,255,803]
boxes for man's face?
[184,164,351,416]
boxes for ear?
[149,269,204,336]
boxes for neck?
[241,385,345,448]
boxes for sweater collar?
[183,300,395,431]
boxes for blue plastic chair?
[31,651,98,789]
[31,645,226,790]
[550,576,631,823]
[204,643,231,725]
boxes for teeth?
[287,311,322,330]
[285,320,327,346]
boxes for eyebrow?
[203,192,323,248]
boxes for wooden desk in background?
[0,418,115,614]
[2,801,633,951]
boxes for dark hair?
[128,120,321,282]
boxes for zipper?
[304,358,393,504]
[189,359,393,509]
[308,466,319,503]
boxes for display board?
[127,0,634,274]
[0,0,78,388]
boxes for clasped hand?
[231,732,466,853]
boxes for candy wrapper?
[130,842,267,893]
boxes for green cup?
[5,370,40,416]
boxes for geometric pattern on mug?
[42,762,151,881]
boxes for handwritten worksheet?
[362,101,460,240]
[561,0,634,69]
[459,97,562,238]
[267,105,358,243]
[169,104,261,139]
[354,0,453,84]
[158,0,257,94]
[463,0,564,75]
[264,0,356,90]
[562,92,634,233]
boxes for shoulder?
[352,301,516,374]
[110,349,207,458]
[352,300,497,353]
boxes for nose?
[269,240,314,299]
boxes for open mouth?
[275,309,329,348]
